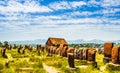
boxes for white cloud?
[48,1,71,10]
[48,1,86,10]
[70,1,86,8]
[0,0,52,14]
[102,0,120,7]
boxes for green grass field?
[0,47,120,73]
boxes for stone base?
[103,57,111,63]
[87,61,97,67]
[108,62,120,67]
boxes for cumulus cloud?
[48,1,86,10]
[0,0,120,41]
[0,0,52,15]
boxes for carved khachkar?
[2,46,6,56]
[68,53,75,68]
[13,44,17,49]
[18,45,23,53]
[36,44,41,55]
[104,42,114,58]
[67,48,74,57]
[79,49,83,60]
[103,42,114,63]
[112,46,120,64]
[87,49,96,62]
[61,45,68,57]
[82,48,88,60]
[9,45,12,50]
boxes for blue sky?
[0,0,120,41]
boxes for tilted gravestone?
[112,46,120,64]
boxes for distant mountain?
[8,39,120,45]
[9,39,47,45]
[87,39,104,43]
[68,39,86,44]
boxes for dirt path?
[99,66,105,73]
[43,63,61,73]
[6,53,14,61]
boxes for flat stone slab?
[43,63,61,73]
[19,68,33,70]
[108,62,120,67]
[76,65,88,68]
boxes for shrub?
[33,61,43,68]
[29,57,40,62]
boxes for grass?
[0,47,120,73]
[0,47,47,73]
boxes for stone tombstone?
[78,49,83,60]
[67,48,74,57]
[18,45,23,53]
[87,49,96,62]
[41,46,45,52]
[29,46,33,52]
[2,46,6,56]
[104,42,114,58]
[9,45,12,50]
[82,48,88,60]
[22,47,25,54]
[68,53,75,68]
[36,44,41,55]
[13,44,17,49]
[61,45,68,57]
[112,46,120,64]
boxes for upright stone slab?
[68,53,75,68]
[18,45,23,53]
[104,42,114,58]
[67,48,74,57]
[82,49,88,60]
[87,49,96,62]
[79,49,83,60]
[112,46,120,64]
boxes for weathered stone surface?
[112,46,120,64]
[61,46,68,57]
[104,42,114,58]
[36,44,41,55]
[68,53,75,68]
[67,48,74,57]
[103,57,111,63]
[87,49,96,62]
[18,45,23,53]
[78,49,83,60]
[82,49,88,60]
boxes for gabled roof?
[47,37,68,45]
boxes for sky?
[0,0,120,41]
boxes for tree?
[4,41,8,46]
[0,42,2,47]
[3,41,9,49]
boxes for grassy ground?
[0,48,47,73]
[0,47,120,73]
